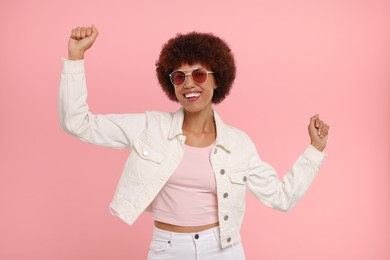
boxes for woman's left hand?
[308,114,330,152]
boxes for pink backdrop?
[1,0,389,259]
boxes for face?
[172,63,216,114]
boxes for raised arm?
[247,115,329,211]
[59,26,146,149]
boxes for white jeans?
[147,226,246,260]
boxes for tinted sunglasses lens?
[192,69,207,83]
[171,71,185,85]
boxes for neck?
[182,107,215,134]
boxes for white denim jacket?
[59,59,326,248]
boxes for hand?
[308,114,330,152]
[68,25,99,60]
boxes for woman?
[59,25,329,260]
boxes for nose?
[183,73,195,89]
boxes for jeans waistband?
[152,226,220,243]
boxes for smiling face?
[173,63,216,114]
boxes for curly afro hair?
[155,32,236,104]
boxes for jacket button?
[227,237,232,243]
[194,234,199,239]
[223,193,228,198]
[224,215,229,221]
[243,176,247,182]
[220,169,225,175]
[142,150,149,156]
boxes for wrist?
[310,142,325,152]
[68,50,84,60]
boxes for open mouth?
[184,92,201,102]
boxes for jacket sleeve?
[247,143,326,211]
[58,59,146,149]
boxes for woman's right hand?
[68,25,99,60]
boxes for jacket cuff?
[304,145,327,167]
[61,58,85,73]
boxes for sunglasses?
[169,68,214,86]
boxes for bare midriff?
[154,221,219,233]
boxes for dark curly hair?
[155,32,236,104]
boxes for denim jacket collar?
[168,107,232,152]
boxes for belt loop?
[212,226,220,241]
[169,231,175,245]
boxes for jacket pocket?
[133,138,164,164]
[228,172,248,210]
[228,172,248,185]
[125,136,165,186]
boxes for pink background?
[1,0,389,259]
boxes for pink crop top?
[151,143,218,226]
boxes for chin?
[182,104,213,114]
[182,106,201,113]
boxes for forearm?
[248,145,326,211]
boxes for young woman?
[59,25,329,260]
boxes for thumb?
[309,114,319,129]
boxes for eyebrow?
[173,67,206,73]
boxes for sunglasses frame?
[169,68,214,86]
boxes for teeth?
[185,93,201,99]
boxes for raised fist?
[68,25,98,60]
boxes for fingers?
[310,114,330,138]
[317,120,324,137]
[80,27,87,38]
[86,27,92,37]
[320,123,330,138]
[90,24,99,41]
[316,119,330,138]
[71,28,76,40]
[70,25,98,40]
[308,114,330,151]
